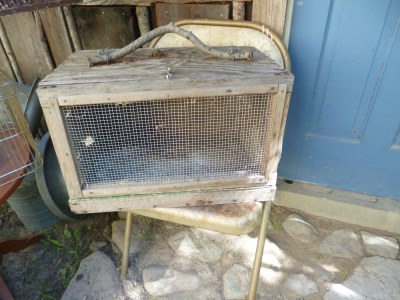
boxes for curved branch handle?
[88,22,253,67]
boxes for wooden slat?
[1,12,51,84]
[73,6,137,50]
[0,39,15,80]
[37,48,293,104]
[39,48,290,87]
[252,0,287,37]
[232,2,245,21]
[155,3,230,26]
[55,85,278,106]
[38,7,73,66]
[71,185,276,213]
[82,176,267,198]
[63,6,83,51]
[264,84,287,178]
[136,6,151,35]
[41,97,83,199]
[33,11,55,71]
[0,19,23,82]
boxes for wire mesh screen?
[61,93,276,189]
[0,73,42,187]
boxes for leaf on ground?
[48,239,66,248]
[74,228,82,240]
[64,227,72,239]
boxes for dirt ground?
[1,202,399,300]
[0,203,115,300]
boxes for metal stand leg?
[121,212,133,278]
[248,201,272,300]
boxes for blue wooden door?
[279,0,400,199]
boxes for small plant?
[50,226,84,287]
[270,217,282,232]
[37,223,88,298]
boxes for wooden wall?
[0,0,288,85]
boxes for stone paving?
[62,206,400,299]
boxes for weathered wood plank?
[155,3,230,26]
[252,0,287,37]
[276,92,292,161]
[73,6,137,50]
[38,48,293,97]
[38,7,73,66]
[55,85,278,106]
[41,97,83,199]
[265,84,287,178]
[0,19,22,82]
[63,6,82,51]
[71,185,276,213]
[232,1,245,20]
[33,11,55,71]
[136,6,151,35]
[1,12,51,83]
[0,30,15,80]
[82,176,267,198]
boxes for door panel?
[309,0,391,142]
[279,0,400,199]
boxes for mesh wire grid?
[61,93,276,189]
[0,73,42,187]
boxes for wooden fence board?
[1,12,51,84]
[0,39,14,80]
[252,0,287,37]
[155,3,230,26]
[39,7,73,66]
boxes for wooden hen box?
[37,47,294,213]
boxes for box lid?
[38,47,293,101]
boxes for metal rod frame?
[248,201,272,299]
[120,211,133,278]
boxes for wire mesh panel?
[61,93,276,189]
[0,72,42,187]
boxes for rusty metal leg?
[248,201,272,300]
[121,212,133,278]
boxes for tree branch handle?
[88,22,253,67]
